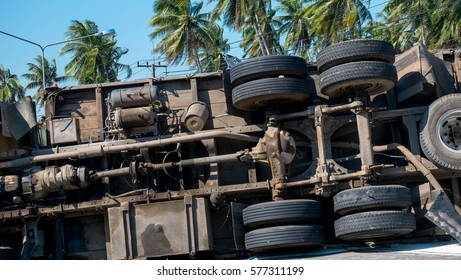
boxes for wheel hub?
[437,109,461,153]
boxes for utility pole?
[137,61,167,78]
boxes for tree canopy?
[3,0,461,101]
[0,65,24,103]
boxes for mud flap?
[425,191,461,243]
[1,99,37,140]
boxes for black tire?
[243,199,322,228]
[419,94,461,171]
[317,39,395,73]
[230,55,308,86]
[245,225,324,253]
[0,246,15,260]
[319,61,397,98]
[333,185,412,216]
[334,210,416,241]
[232,77,310,111]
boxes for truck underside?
[0,40,461,259]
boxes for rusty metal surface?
[109,86,159,108]
[0,208,34,219]
[425,191,461,243]
[1,100,37,140]
[50,118,79,144]
[107,197,212,259]
[31,181,270,218]
[2,41,461,260]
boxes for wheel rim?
[436,109,461,153]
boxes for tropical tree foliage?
[22,56,69,106]
[307,0,372,50]
[429,0,461,48]
[60,20,132,84]
[276,0,312,59]
[211,0,282,56]
[8,0,461,91]
[148,0,461,69]
[149,0,216,72]
[382,0,435,52]
[0,65,24,103]
[378,0,461,51]
[195,26,241,72]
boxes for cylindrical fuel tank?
[114,106,156,129]
[184,102,209,132]
[109,86,159,108]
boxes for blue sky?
[0,0,385,97]
[0,0,244,91]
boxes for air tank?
[184,102,209,132]
[114,107,156,129]
[109,86,159,108]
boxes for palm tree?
[239,9,282,57]
[149,0,216,72]
[61,20,132,84]
[276,0,313,60]
[22,55,69,106]
[0,65,24,103]
[240,25,265,57]
[382,0,435,51]
[362,15,416,54]
[306,0,372,50]
[196,26,240,72]
[427,0,461,48]
[210,0,281,56]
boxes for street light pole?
[0,29,115,89]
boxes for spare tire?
[419,94,461,171]
[232,77,310,111]
[243,199,322,228]
[319,61,397,98]
[230,55,308,86]
[334,210,416,241]
[317,39,395,73]
[333,185,412,215]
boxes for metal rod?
[145,153,242,170]
[0,131,259,169]
[321,101,363,114]
[93,167,130,179]
[373,143,444,192]
[356,110,374,168]
[92,152,244,180]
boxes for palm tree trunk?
[253,15,270,56]
[193,47,203,72]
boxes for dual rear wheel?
[230,56,310,111]
[242,199,324,253]
[242,185,416,254]
[317,39,397,98]
[333,185,416,241]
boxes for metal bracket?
[425,191,461,243]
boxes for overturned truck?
[0,40,461,259]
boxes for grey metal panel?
[107,197,212,259]
[51,118,79,144]
[107,206,128,260]
[1,101,37,140]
